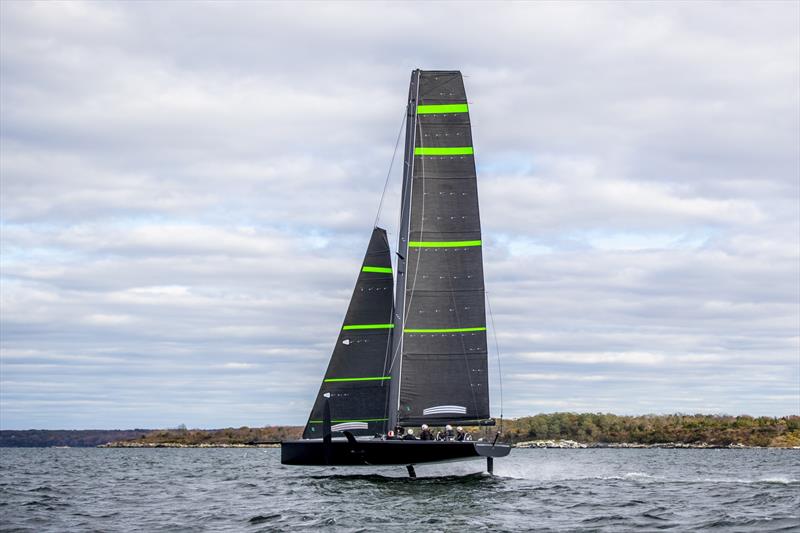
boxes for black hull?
[281,439,511,466]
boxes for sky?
[1,1,798,430]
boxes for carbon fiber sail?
[302,228,394,439]
[390,70,491,427]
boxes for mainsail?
[302,228,394,438]
[390,70,490,427]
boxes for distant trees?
[0,429,153,447]
[3,414,798,447]
[502,413,800,447]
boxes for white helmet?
[421,424,429,430]
[407,428,414,435]
[446,424,453,430]
[457,426,463,431]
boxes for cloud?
[1,1,798,428]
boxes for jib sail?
[303,228,394,438]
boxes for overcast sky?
[1,1,798,430]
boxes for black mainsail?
[390,70,490,428]
[282,70,509,472]
[302,227,394,439]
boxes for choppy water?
[0,447,798,532]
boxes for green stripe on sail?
[417,103,469,114]
[342,323,394,330]
[361,266,392,274]
[414,146,474,156]
[323,376,391,383]
[309,418,389,424]
[404,327,487,333]
[408,240,482,248]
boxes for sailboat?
[281,70,511,475]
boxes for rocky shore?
[98,442,280,448]
[514,439,760,449]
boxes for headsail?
[303,228,394,438]
[391,70,490,427]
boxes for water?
[1,448,798,532]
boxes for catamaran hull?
[280,439,511,466]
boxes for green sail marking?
[361,266,392,274]
[309,418,389,424]
[414,146,474,156]
[323,376,391,383]
[404,327,487,334]
[342,323,395,330]
[408,240,482,248]
[416,103,469,114]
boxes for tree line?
[3,414,798,447]
[499,413,800,447]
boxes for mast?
[388,70,420,431]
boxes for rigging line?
[379,109,408,392]
[373,110,408,229]
[486,291,504,433]
[387,126,425,376]
[387,75,422,378]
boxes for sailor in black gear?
[419,424,433,441]
[402,428,417,440]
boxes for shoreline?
[93,439,800,449]
[514,439,799,449]
[98,442,281,448]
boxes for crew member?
[402,428,417,440]
[419,424,433,440]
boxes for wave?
[249,514,281,524]
[491,467,798,485]
[603,474,798,484]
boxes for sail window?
[330,422,369,431]
[423,405,467,416]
